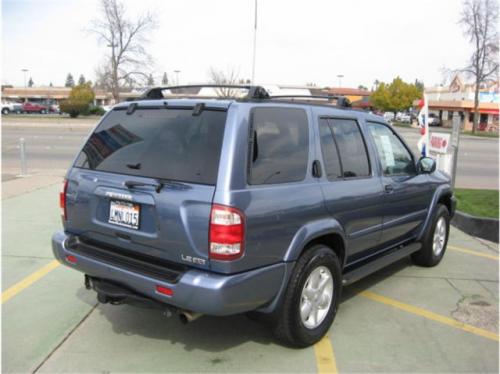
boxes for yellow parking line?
[2,260,60,303]
[359,291,499,342]
[314,335,338,374]
[448,245,499,261]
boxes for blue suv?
[52,85,456,347]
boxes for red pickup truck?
[22,102,49,114]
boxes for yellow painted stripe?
[314,335,338,374]
[2,260,60,303]
[359,291,499,342]
[448,245,499,261]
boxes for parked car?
[22,102,49,114]
[49,104,61,114]
[2,102,22,115]
[52,85,455,347]
[400,113,412,123]
[383,111,395,122]
[428,113,442,126]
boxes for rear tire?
[412,204,449,267]
[272,245,341,348]
[1,108,9,115]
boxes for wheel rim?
[433,216,447,256]
[300,265,334,329]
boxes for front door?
[366,121,432,247]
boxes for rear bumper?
[52,231,290,316]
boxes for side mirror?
[417,157,436,174]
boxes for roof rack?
[269,95,352,108]
[139,85,351,109]
[140,85,270,100]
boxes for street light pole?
[251,0,258,84]
[337,74,344,88]
[21,69,29,103]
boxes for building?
[1,86,143,106]
[425,74,499,131]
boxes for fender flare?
[417,184,453,241]
[283,217,347,267]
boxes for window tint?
[249,107,309,185]
[367,122,416,176]
[74,108,227,185]
[319,119,342,179]
[328,118,370,178]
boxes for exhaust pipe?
[179,310,202,324]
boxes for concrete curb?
[451,210,499,243]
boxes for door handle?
[384,184,394,193]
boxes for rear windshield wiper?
[124,180,164,193]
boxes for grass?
[455,188,499,218]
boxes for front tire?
[1,108,9,115]
[272,245,342,348]
[412,204,450,267]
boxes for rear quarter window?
[74,107,227,185]
[248,107,309,185]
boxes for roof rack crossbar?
[269,95,352,108]
[140,85,270,100]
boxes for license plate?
[108,200,140,230]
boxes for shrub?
[60,100,88,118]
[60,83,95,118]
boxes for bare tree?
[90,0,157,102]
[459,0,498,132]
[208,67,241,98]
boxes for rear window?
[248,107,309,185]
[74,107,227,185]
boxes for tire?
[412,204,450,267]
[272,245,342,348]
[1,108,9,115]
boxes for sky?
[2,0,472,89]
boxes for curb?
[451,210,499,243]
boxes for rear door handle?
[384,184,394,193]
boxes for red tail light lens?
[155,285,174,296]
[209,204,245,261]
[60,179,68,220]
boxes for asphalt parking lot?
[2,176,498,373]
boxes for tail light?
[59,179,68,221]
[209,204,245,260]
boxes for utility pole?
[251,0,257,84]
[21,69,29,103]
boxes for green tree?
[65,73,75,87]
[358,84,368,90]
[370,77,422,113]
[161,72,168,85]
[415,79,424,92]
[60,83,95,118]
[78,74,86,85]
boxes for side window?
[319,119,342,179]
[328,118,370,178]
[367,122,416,176]
[248,107,309,185]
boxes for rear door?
[314,112,385,262]
[64,105,228,270]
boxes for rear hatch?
[64,103,228,270]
